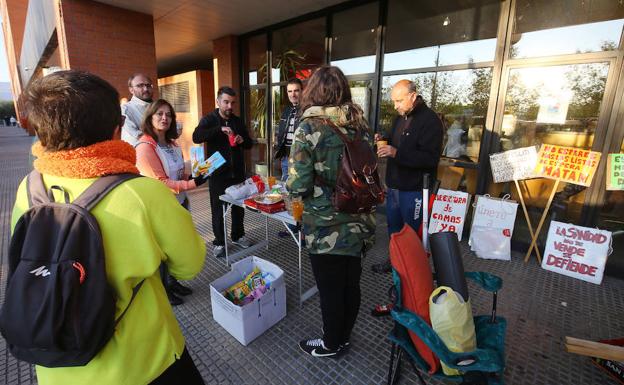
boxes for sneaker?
[213,245,225,258]
[232,236,252,248]
[299,338,342,358]
[371,260,392,274]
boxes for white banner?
[428,189,470,241]
[541,221,611,285]
[489,146,538,183]
[469,195,518,260]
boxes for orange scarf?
[32,140,139,178]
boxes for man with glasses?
[121,73,154,146]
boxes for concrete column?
[212,35,240,114]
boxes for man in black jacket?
[273,78,302,181]
[193,86,253,258]
[372,79,443,273]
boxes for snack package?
[223,267,266,305]
[190,146,205,178]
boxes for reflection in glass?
[384,0,500,71]
[243,35,267,86]
[349,80,372,122]
[511,0,624,59]
[272,18,325,82]
[600,140,624,277]
[493,62,611,228]
[502,63,609,151]
[330,2,379,75]
[246,88,268,140]
[380,68,493,162]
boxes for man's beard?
[138,95,153,103]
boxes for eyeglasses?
[132,83,153,89]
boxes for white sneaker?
[232,236,252,248]
[213,245,225,258]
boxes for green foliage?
[0,101,16,120]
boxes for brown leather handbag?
[319,119,385,214]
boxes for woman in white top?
[135,99,207,306]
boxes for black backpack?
[0,171,143,367]
[318,119,385,214]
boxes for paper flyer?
[190,146,205,178]
[191,148,226,177]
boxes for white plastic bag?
[469,195,518,261]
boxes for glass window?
[272,18,326,83]
[511,0,624,59]
[380,68,493,163]
[384,0,501,71]
[600,139,624,276]
[491,62,611,229]
[243,35,268,86]
[502,63,609,151]
[330,2,379,75]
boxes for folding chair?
[387,271,506,385]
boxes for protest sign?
[534,144,601,186]
[607,153,624,191]
[428,189,470,241]
[541,221,611,285]
[469,195,518,261]
[489,146,538,183]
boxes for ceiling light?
[443,16,450,26]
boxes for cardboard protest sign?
[534,144,601,186]
[428,189,470,241]
[607,153,624,191]
[489,146,538,183]
[541,220,611,285]
[469,196,518,260]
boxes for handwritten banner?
[534,144,601,186]
[489,146,538,183]
[428,189,470,241]
[541,221,611,285]
[607,153,624,191]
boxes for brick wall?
[57,0,157,99]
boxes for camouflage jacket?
[287,105,376,257]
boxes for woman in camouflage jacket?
[287,66,376,358]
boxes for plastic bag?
[470,225,512,260]
[429,286,477,376]
[225,176,266,200]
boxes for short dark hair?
[127,73,152,87]
[23,70,121,151]
[217,86,236,99]
[287,78,303,88]
[140,99,178,144]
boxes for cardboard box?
[210,256,287,346]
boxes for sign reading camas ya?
[428,189,470,241]
[534,144,601,186]
[541,221,611,285]
[489,146,538,183]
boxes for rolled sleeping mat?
[430,231,469,302]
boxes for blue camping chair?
[387,271,507,385]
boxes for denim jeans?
[280,156,289,182]
[386,188,423,236]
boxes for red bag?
[390,224,440,374]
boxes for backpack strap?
[26,170,52,207]
[72,173,141,211]
[114,279,145,327]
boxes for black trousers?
[208,176,245,245]
[149,348,204,385]
[309,253,362,350]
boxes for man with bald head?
[121,73,154,146]
[372,80,443,274]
